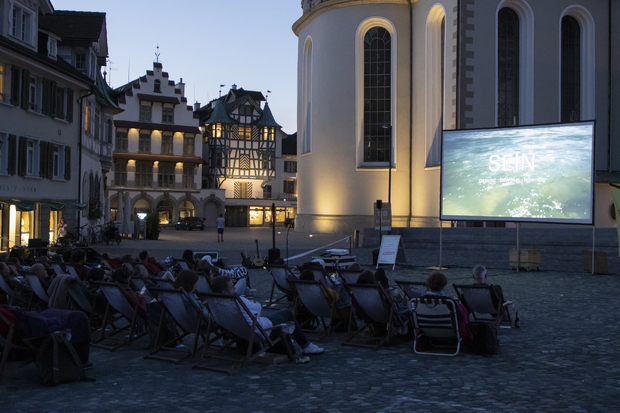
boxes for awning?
[15,200,36,211]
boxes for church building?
[293,0,620,232]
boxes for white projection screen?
[440,121,595,224]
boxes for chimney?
[231,84,237,90]
[194,101,201,111]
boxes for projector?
[325,249,349,257]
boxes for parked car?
[175,217,206,231]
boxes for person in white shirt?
[211,276,324,355]
[216,214,225,242]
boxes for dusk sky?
[52,0,301,133]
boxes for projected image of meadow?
[441,122,594,224]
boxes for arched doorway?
[134,198,151,215]
[203,201,219,227]
[179,200,194,219]
[157,199,174,224]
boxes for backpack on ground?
[470,321,499,356]
[35,333,91,385]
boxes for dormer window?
[154,79,161,93]
[11,3,34,45]
[47,38,57,59]
[75,53,86,71]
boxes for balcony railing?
[302,0,333,13]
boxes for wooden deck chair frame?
[411,297,461,356]
[453,284,511,330]
[288,279,347,341]
[194,292,294,375]
[264,264,296,309]
[0,306,46,382]
[343,283,406,350]
[91,281,148,351]
[0,274,16,305]
[395,280,428,299]
[144,287,220,364]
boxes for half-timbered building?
[197,87,297,227]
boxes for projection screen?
[440,121,595,224]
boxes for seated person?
[71,250,90,281]
[201,255,249,288]
[299,269,349,321]
[0,262,32,305]
[182,250,196,270]
[5,304,92,367]
[174,270,210,324]
[299,259,350,307]
[357,270,408,334]
[139,251,163,275]
[111,268,146,317]
[30,263,52,290]
[422,272,472,344]
[101,253,123,269]
[472,264,510,320]
[210,275,324,355]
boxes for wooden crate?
[509,248,541,269]
[581,250,608,275]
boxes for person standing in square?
[216,214,225,242]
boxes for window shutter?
[49,81,57,118]
[20,69,29,110]
[18,136,27,176]
[66,89,74,122]
[41,78,50,116]
[10,66,21,106]
[7,135,17,175]
[64,146,71,180]
[48,144,54,178]
[39,141,48,178]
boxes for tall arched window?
[301,37,312,154]
[363,27,391,163]
[497,8,520,127]
[561,16,581,122]
[426,6,446,167]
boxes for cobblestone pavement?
[2,228,620,412]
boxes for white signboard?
[377,235,406,269]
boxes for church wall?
[296,2,411,233]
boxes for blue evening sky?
[52,0,301,133]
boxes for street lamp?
[380,124,392,204]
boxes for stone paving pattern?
[1,228,619,412]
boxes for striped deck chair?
[411,297,461,356]
[395,280,428,299]
[337,267,363,284]
[194,292,294,374]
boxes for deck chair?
[0,305,45,382]
[152,279,174,289]
[63,265,79,279]
[51,263,66,277]
[411,297,461,356]
[343,283,409,350]
[100,260,114,271]
[145,287,218,364]
[453,284,512,330]
[264,264,296,309]
[337,268,363,284]
[67,282,94,315]
[396,280,428,299]
[288,279,348,341]
[130,276,146,292]
[123,262,134,272]
[0,274,16,305]
[194,274,212,295]
[25,274,50,307]
[176,261,190,271]
[92,282,147,351]
[194,292,294,374]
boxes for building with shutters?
[108,62,212,228]
[196,87,297,227]
[0,0,95,250]
[39,10,123,237]
[294,0,620,233]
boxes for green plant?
[145,210,160,240]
